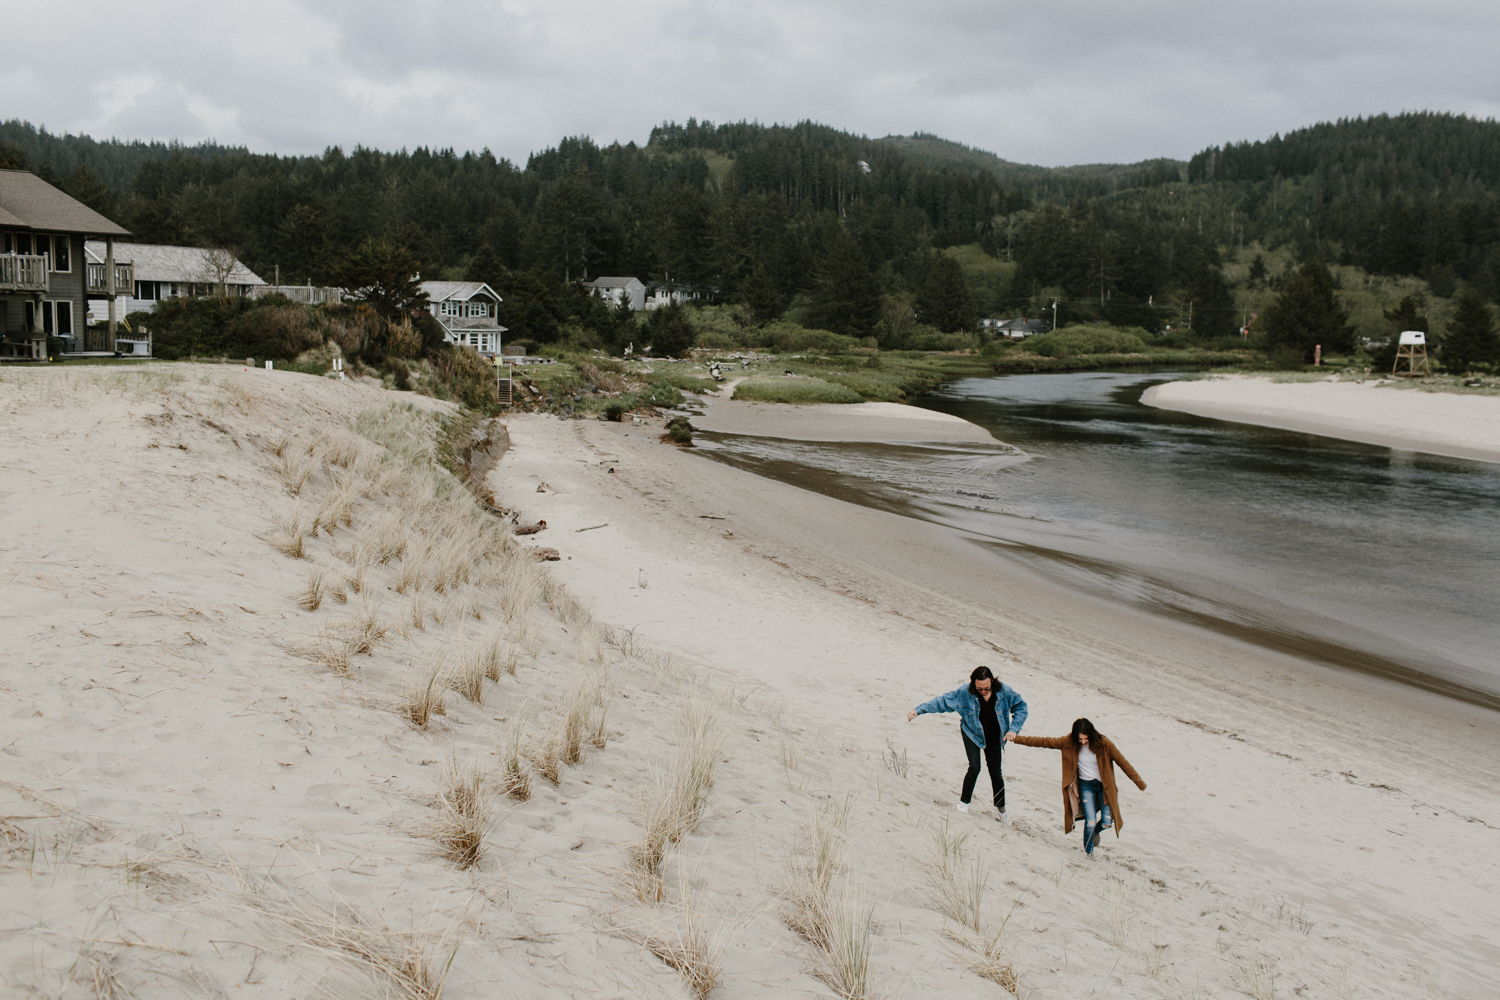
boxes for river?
[697,371,1500,708]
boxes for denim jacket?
[915,683,1028,749]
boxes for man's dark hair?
[1069,717,1104,749]
[968,665,997,697]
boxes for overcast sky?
[7,1,1499,167]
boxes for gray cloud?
[7,1,1499,166]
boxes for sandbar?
[1144,374,1500,463]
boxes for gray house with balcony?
[420,280,505,356]
[1,169,133,359]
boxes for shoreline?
[1143,374,1500,463]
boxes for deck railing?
[250,285,345,305]
[0,254,49,292]
[85,260,135,295]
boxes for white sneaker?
[997,810,1009,824]
[955,802,970,813]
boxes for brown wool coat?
[1013,734,1146,837]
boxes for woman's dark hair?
[968,665,997,697]
[1070,717,1103,749]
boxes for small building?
[585,276,646,311]
[1,169,132,358]
[980,317,1047,340]
[421,280,505,356]
[84,241,264,324]
[644,282,713,310]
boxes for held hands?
[1004,732,1017,742]
[906,709,918,722]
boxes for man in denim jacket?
[908,665,1027,820]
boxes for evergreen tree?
[740,263,786,324]
[644,301,696,357]
[1442,289,1500,373]
[1262,260,1353,362]
[916,254,976,332]
[1383,294,1429,336]
[465,244,504,288]
[333,237,427,319]
[1186,263,1236,340]
[807,227,880,337]
[1248,254,1267,287]
[60,165,113,216]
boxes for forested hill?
[2,112,1499,340]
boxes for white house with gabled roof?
[584,275,646,311]
[421,280,505,356]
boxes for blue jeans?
[1078,779,1113,853]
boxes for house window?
[54,301,72,335]
[52,235,70,272]
[135,281,159,300]
[15,232,32,255]
[1,232,9,253]
[34,234,50,264]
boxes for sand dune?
[3,364,1496,999]
[1144,374,1500,463]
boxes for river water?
[697,371,1500,708]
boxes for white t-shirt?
[1077,745,1101,782]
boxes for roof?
[585,276,644,289]
[85,241,263,284]
[420,280,500,302]
[0,170,130,236]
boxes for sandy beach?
[4,364,1497,999]
[1144,375,1500,463]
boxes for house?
[421,281,505,356]
[85,242,264,324]
[979,317,1048,340]
[1,169,132,358]
[584,276,646,311]
[643,282,713,310]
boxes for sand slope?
[1144,375,1500,463]
[3,365,1496,999]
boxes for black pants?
[961,732,1005,809]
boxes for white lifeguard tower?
[1392,330,1429,376]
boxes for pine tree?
[916,254,976,332]
[1441,289,1500,373]
[1187,263,1236,340]
[466,244,504,288]
[740,263,786,324]
[644,301,696,357]
[333,238,428,319]
[1262,260,1354,362]
[807,227,880,337]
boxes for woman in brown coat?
[1014,718,1145,855]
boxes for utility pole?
[1051,298,1059,331]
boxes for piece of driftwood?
[575,523,608,533]
[532,547,561,561]
[515,520,548,535]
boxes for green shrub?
[822,372,904,401]
[732,377,863,404]
[664,416,694,444]
[909,329,978,352]
[604,400,626,421]
[762,321,861,353]
[1024,325,1150,358]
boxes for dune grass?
[428,764,490,870]
[731,377,864,404]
